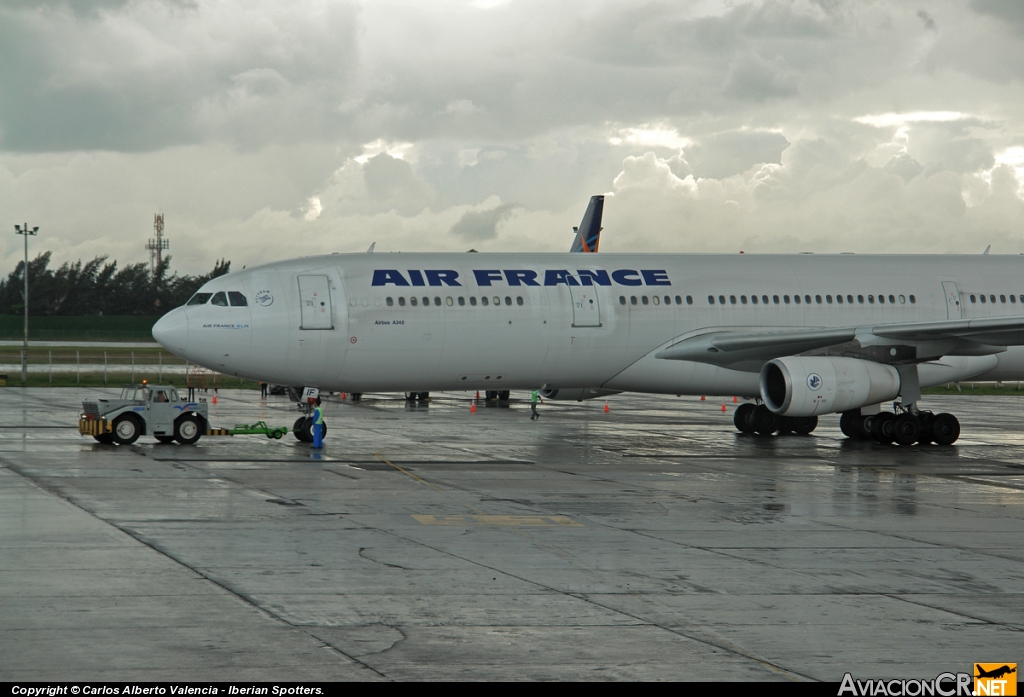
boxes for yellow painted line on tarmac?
[374,452,446,493]
[412,514,582,527]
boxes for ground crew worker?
[260,382,268,398]
[312,397,324,448]
[530,389,542,420]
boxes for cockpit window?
[210,291,229,307]
[187,293,212,306]
[228,291,248,307]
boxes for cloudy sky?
[2,0,1024,274]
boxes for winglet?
[570,195,604,253]
[366,242,376,253]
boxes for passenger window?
[762,295,769,304]
[910,295,916,304]
[847,295,853,304]
[504,296,512,306]
[719,295,726,304]
[410,297,418,306]
[970,295,976,303]
[399,297,406,306]
[980,295,987,304]
[492,296,500,306]
[631,296,638,305]
[1019,295,1024,303]
[386,297,394,306]
[1000,295,1007,303]
[446,297,453,306]
[187,293,212,306]
[228,291,248,306]
[517,296,524,306]
[773,295,780,304]
[685,296,693,305]
[899,295,905,304]
[470,297,478,306]
[1012,295,1017,304]
[888,295,895,304]
[751,295,758,305]
[740,295,747,304]
[642,296,649,305]
[794,295,801,304]
[836,295,843,304]
[481,297,489,306]
[857,295,864,304]
[868,295,875,304]
[458,297,466,306]
[783,295,790,304]
[423,296,430,306]
[990,294,996,303]
[802,295,810,304]
[708,296,715,304]
[210,292,228,307]
[619,296,626,305]
[434,297,442,306]
[653,296,660,305]
[879,295,886,304]
[729,295,736,304]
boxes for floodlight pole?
[14,223,38,383]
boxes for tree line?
[0,253,230,316]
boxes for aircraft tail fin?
[570,195,604,253]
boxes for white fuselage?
[152,253,1024,397]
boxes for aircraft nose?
[152,307,188,353]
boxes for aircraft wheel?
[734,403,756,433]
[174,414,202,445]
[112,414,142,445]
[752,405,778,435]
[300,418,327,442]
[870,412,896,444]
[791,416,818,435]
[931,413,960,445]
[498,390,510,401]
[294,416,310,442]
[893,413,920,446]
[839,411,858,438]
[155,435,176,444]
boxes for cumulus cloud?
[1,0,1024,276]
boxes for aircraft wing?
[655,316,1024,371]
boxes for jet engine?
[760,356,901,417]
[540,387,620,402]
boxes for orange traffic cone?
[733,396,738,402]
[212,394,218,404]
[341,392,346,400]
[700,395,706,401]
[470,400,477,413]
[603,401,609,413]
[476,390,480,399]
[721,402,727,412]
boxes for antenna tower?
[146,213,169,276]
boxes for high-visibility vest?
[313,406,324,424]
[531,390,539,403]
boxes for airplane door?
[569,284,601,327]
[298,275,334,329]
[942,281,962,319]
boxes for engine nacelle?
[760,356,901,417]
[540,387,620,401]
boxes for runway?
[2,388,1022,681]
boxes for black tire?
[498,390,510,401]
[870,412,896,444]
[294,416,310,442]
[839,411,857,438]
[418,392,430,401]
[112,414,142,445]
[174,413,202,445]
[893,414,920,445]
[734,403,757,433]
[931,413,960,445]
[791,416,818,435]
[93,433,114,444]
[486,390,498,401]
[753,405,778,435]
[300,418,327,442]
[155,435,176,444]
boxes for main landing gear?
[840,408,959,445]
[734,403,818,436]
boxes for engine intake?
[760,356,901,417]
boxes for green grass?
[923,384,1024,396]
[0,314,159,341]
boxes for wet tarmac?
[2,388,1023,681]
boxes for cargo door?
[298,275,334,329]
[942,281,962,319]
[569,284,602,327]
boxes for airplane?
[411,194,605,405]
[153,248,1024,446]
